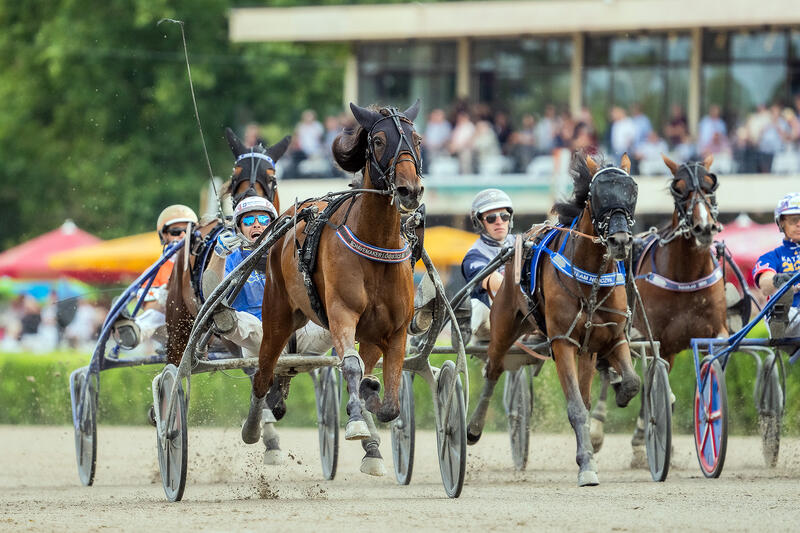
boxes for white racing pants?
[135,308,168,347]
[767,307,800,339]
[222,310,333,358]
[471,299,492,343]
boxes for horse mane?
[552,150,605,225]
[332,106,393,173]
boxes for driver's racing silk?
[461,234,515,307]
[753,238,800,308]
[225,248,266,319]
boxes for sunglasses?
[241,214,271,227]
[166,227,187,237]
[482,212,511,224]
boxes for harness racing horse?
[241,101,423,476]
[466,152,640,486]
[590,154,727,464]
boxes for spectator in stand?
[635,131,669,175]
[322,114,344,176]
[630,103,653,150]
[664,104,689,148]
[291,109,324,172]
[555,111,576,149]
[609,106,637,161]
[424,108,453,165]
[449,110,476,174]
[758,103,791,173]
[698,104,728,156]
[243,123,266,148]
[571,121,596,152]
[784,106,800,145]
[508,113,537,172]
[471,120,501,173]
[744,104,771,173]
[535,104,558,154]
[493,111,513,153]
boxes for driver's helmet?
[470,188,514,234]
[774,192,800,230]
[156,204,198,244]
[233,196,278,229]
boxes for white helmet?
[470,188,514,233]
[774,192,800,230]
[156,204,198,244]
[233,196,278,228]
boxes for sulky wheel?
[435,360,466,498]
[694,356,728,478]
[391,371,415,485]
[156,365,188,502]
[314,367,340,480]
[756,352,783,468]
[71,369,98,486]
[644,360,672,482]
[503,367,532,471]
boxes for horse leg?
[359,407,387,477]
[552,340,598,487]
[605,341,640,408]
[361,333,404,423]
[630,393,647,469]
[467,318,517,445]
[358,342,383,417]
[590,371,610,453]
[327,306,370,440]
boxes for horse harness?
[634,231,723,292]
[231,150,278,206]
[660,162,721,245]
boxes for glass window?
[610,35,663,65]
[730,31,786,60]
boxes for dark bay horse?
[590,154,727,464]
[466,152,640,486]
[165,126,289,367]
[242,101,423,476]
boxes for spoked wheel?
[156,365,188,502]
[503,367,532,471]
[644,360,672,482]
[391,371,415,485]
[314,367,340,480]
[694,357,728,478]
[435,360,466,498]
[71,369,97,486]
[756,352,783,468]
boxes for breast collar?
[635,234,723,292]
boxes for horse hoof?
[578,470,599,487]
[345,420,371,440]
[615,375,641,408]
[360,456,387,477]
[630,445,648,470]
[359,376,381,398]
[271,401,287,421]
[147,405,156,427]
[466,430,482,445]
[263,449,285,466]
[241,419,262,444]
[589,418,605,453]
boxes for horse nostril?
[396,186,411,197]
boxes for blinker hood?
[589,170,638,234]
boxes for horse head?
[337,101,424,213]
[662,154,720,247]
[225,126,290,207]
[585,153,638,261]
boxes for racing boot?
[408,274,436,336]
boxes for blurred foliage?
[0,0,349,248]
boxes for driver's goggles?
[241,214,271,227]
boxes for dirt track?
[1,424,799,532]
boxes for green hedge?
[1,325,797,435]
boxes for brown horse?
[466,152,640,486]
[590,154,727,463]
[241,101,423,475]
[164,127,289,367]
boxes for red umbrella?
[0,220,101,279]
[717,215,783,288]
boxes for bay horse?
[590,154,727,464]
[466,152,640,486]
[241,101,423,476]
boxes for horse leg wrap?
[467,378,497,445]
[261,415,284,466]
[242,392,266,445]
[359,410,386,476]
[342,350,370,440]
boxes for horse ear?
[403,99,421,122]
[225,127,245,157]
[585,154,599,175]
[703,153,714,170]
[349,102,383,130]
[661,153,679,176]
[266,135,291,162]
[620,153,631,174]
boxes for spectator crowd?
[260,94,800,179]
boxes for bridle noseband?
[231,149,277,204]
[662,162,720,245]
[365,108,422,205]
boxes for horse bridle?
[231,149,277,204]
[365,108,422,205]
[662,162,720,245]
[587,166,637,243]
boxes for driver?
[753,192,800,338]
[112,204,197,350]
